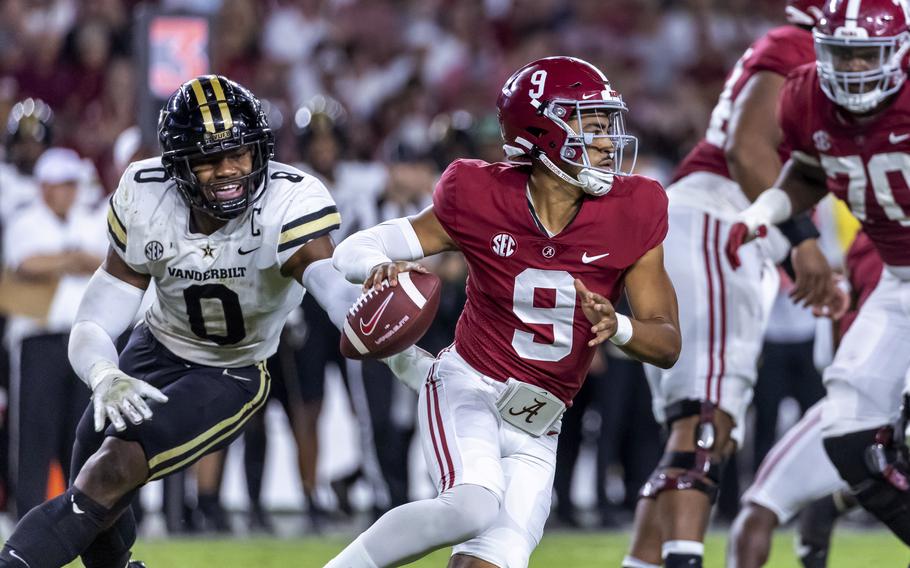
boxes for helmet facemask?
[529,100,637,197]
[167,134,272,221]
[815,29,910,113]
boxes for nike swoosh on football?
[223,369,252,381]
[581,252,610,263]
[359,292,395,336]
[890,132,910,144]
[238,246,261,255]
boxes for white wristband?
[609,314,633,346]
[741,187,793,233]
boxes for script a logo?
[359,293,395,336]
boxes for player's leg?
[449,420,558,568]
[820,272,910,544]
[729,402,846,567]
[326,349,503,568]
[0,325,271,567]
[629,205,766,568]
[795,492,856,568]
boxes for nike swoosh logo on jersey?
[71,495,84,515]
[359,293,395,337]
[9,550,30,567]
[582,252,610,264]
[890,132,910,144]
[223,369,252,382]
[238,246,261,255]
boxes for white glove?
[89,361,169,432]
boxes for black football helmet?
[158,75,275,220]
[6,98,53,174]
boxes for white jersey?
[107,157,340,367]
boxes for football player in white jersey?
[0,75,429,568]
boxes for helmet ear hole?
[526,126,546,138]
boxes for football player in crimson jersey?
[728,232,881,568]
[624,2,839,567]
[728,0,910,545]
[327,56,680,568]
[0,76,427,568]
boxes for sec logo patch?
[491,233,516,257]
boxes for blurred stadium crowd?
[0,0,841,537]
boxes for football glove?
[89,361,169,432]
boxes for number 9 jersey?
[433,159,668,405]
[106,157,341,367]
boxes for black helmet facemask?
[158,75,275,220]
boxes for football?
[340,271,441,359]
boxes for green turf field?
[65,530,907,567]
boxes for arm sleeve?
[332,218,425,283]
[68,268,145,387]
[277,178,342,266]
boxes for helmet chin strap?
[537,153,615,196]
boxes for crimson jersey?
[673,25,814,183]
[780,64,910,266]
[433,159,668,405]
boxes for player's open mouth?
[213,183,244,201]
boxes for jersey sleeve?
[743,27,814,77]
[277,177,342,265]
[777,68,819,165]
[107,163,151,273]
[642,180,669,251]
[432,160,461,238]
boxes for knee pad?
[639,451,725,502]
[824,428,910,545]
[640,401,728,503]
[437,484,500,538]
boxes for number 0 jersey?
[434,159,668,405]
[107,157,340,367]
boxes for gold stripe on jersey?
[107,197,127,252]
[208,76,234,131]
[278,206,341,252]
[147,362,270,481]
[189,78,216,133]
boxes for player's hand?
[575,279,617,347]
[790,239,833,308]
[89,362,169,432]
[363,261,429,291]
[811,274,850,320]
[725,222,768,269]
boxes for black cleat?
[127,562,147,568]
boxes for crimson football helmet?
[497,56,637,196]
[814,0,910,113]
[786,0,826,26]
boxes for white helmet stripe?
[845,0,862,28]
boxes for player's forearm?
[68,268,144,387]
[616,318,680,369]
[302,258,361,329]
[15,253,77,280]
[333,218,425,283]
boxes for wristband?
[777,213,819,247]
[610,314,633,346]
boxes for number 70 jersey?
[434,159,668,405]
[106,157,340,367]
[780,64,910,266]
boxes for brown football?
[340,271,441,359]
